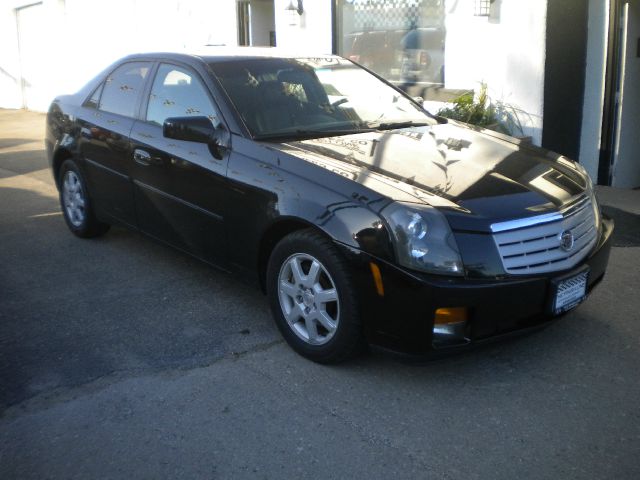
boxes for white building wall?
[443,0,547,145]
[62,0,238,85]
[0,2,25,109]
[273,0,333,54]
[250,0,275,46]
[580,0,609,181]
[0,0,239,112]
[1,0,68,110]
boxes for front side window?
[146,64,219,126]
[99,62,151,117]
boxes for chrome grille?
[491,195,598,275]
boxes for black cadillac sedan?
[46,49,613,363]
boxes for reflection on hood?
[272,123,587,223]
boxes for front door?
[129,63,230,267]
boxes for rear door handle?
[133,148,152,166]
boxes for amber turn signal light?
[369,262,385,297]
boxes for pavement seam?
[0,339,284,420]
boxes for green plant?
[436,83,525,137]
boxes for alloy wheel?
[62,170,86,227]
[277,253,340,345]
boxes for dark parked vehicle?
[46,49,613,363]
[343,27,445,87]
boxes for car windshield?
[209,56,436,140]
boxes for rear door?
[129,62,230,267]
[78,61,152,227]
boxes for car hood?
[269,122,588,232]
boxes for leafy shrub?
[437,83,524,137]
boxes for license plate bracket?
[548,267,589,316]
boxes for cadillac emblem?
[559,230,575,252]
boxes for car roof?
[125,47,339,64]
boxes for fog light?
[433,307,469,347]
[435,307,467,324]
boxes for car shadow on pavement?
[0,183,277,413]
[0,138,38,150]
[0,148,48,179]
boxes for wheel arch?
[257,217,331,293]
[255,198,395,292]
[52,147,74,189]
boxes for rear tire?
[266,229,365,363]
[58,159,110,238]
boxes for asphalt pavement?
[1,109,639,479]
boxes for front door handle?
[80,127,92,139]
[133,148,152,166]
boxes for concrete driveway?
[1,109,639,479]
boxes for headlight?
[381,202,464,276]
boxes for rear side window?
[146,64,219,126]
[99,62,151,118]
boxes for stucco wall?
[250,0,275,46]
[273,0,333,55]
[0,0,239,112]
[1,0,333,111]
[443,0,547,145]
[0,0,69,110]
[0,2,23,109]
[579,0,609,181]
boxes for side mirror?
[163,116,215,143]
[163,116,229,160]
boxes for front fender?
[224,141,396,275]
[273,197,393,260]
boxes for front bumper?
[345,216,614,356]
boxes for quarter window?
[146,64,219,126]
[99,62,151,117]
[84,83,104,109]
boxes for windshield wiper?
[254,128,374,142]
[367,120,431,130]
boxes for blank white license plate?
[552,270,588,315]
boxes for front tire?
[266,229,365,363]
[58,159,109,238]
